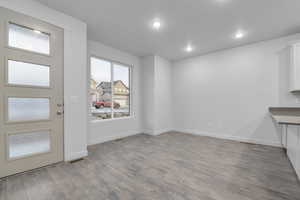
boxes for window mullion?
[129,66,131,117]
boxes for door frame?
[0,6,65,178]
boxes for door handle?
[57,111,63,115]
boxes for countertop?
[269,107,300,125]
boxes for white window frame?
[89,56,133,122]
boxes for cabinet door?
[286,125,299,171]
[289,43,300,92]
[296,130,300,178]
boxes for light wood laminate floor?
[1,132,300,200]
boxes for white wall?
[172,34,300,146]
[0,0,88,161]
[141,56,155,133]
[88,40,143,145]
[2,0,298,156]
[141,55,173,135]
[154,56,173,133]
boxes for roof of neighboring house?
[114,80,129,90]
[97,81,111,90]
[97,80,129,90]
[91,79,97,84]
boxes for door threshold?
[0,161,63,180]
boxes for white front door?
[0,7,64,178]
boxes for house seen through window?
[90,57,131,120]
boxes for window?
[7,97,50,122]
[8,130,50,159]
[8,23,50,55]
[7,60,50,87]
[90,57,131,120]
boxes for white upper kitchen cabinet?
[289,43,300,92]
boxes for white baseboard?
[143,129,154,135]
[174,129,282,147]
[154,128,173,136]
[88,130,142,146]
[65,150,88,162]
[144,128,173,136]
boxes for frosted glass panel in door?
[8,23,50,55]
[8,97,50,122]
[8,130,50,159]
[8,60,50,87]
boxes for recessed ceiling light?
[185,44,193,52]
[152,20,161,30]
[234,30,245,39]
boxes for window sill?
[90,116,133,124]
